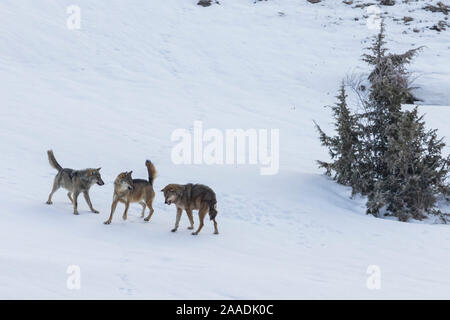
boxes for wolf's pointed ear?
[128,171,133,175]
[96,167,101,171]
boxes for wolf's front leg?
[171,208,183,232]
[122,201,130,220]
[104,198,119,224]
[83,191,99,213]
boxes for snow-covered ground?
[0,0,449,299]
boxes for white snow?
[0,0,449,299]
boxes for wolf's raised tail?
[145,160,157,186]
[47,150,63,172]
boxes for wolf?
[104,160,157,225]
[46,150,104,215]
[161,183,218,235]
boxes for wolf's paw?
[214,231,219,235]
[188,226,194,230]
[46,201,53,205]
[171,228,178,232]
[192,232,199,236]
[144,217,150,222]
[92,210,99,214]
[73,212,79,215]
[122,215,127,221]
[103,220,111,225]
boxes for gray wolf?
[104,160,157,225]
[161,183,218,235]
[46,150,104,215]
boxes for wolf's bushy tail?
[47,150,63,172]
[145,160,157,185]
[209,198,218,221]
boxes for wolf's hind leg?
[84,191,99,213]
[72,191,80,215]
[192,206,207,235]
[139,202,146,218]
[67,192,73,203]
[144,195,155,222]
[186,209,194,230]
[46,178,60,204]
[213,219,219,235]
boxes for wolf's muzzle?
[97,180,105,186]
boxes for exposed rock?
[424,2,449,15]
[403,16,414,24]
[430,20,448,31]
[197,0,220,7]
[379,0,395,6]
[354,3,376,9]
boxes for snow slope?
[0,0,449,299]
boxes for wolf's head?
[88,168,104,186]
[161,184,182,205]
[114,171,135,192]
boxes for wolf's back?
[47,150,63,172]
